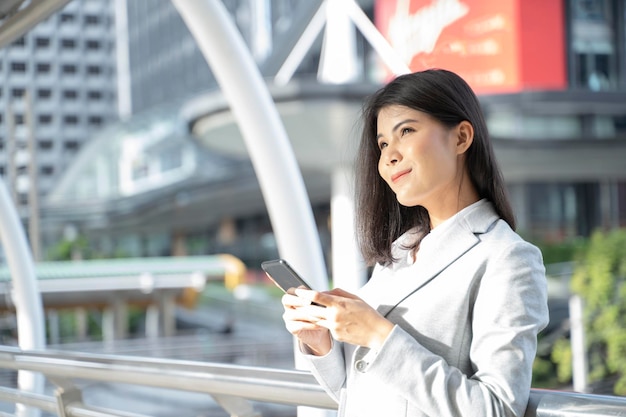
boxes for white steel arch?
[170,1,328,291]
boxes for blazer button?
[355,360,367,372]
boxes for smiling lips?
[391,169,411,183]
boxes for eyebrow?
[376,118,419,140]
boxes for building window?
[61,39,76,49]
[63,90,78,100]
[614,115,626,135]
[38,114,52,125]
[60,13,75,23]
[0,166,4,175]
[36,63,51,74]
[40,166,54,175]
[37,89,52,99]
[86,65,101,76]
[15,114,24,125]
[11,62,27,73]
[64,141,79,151]
[64,115,79,125]
[12,37,26,47]
[527,182,601,239]
[39,140,53,150]
[84,15,99,26]
[11,88,25,98]
[87,90,102,100]
[35,37,50,48]
[88,116,103,126]
[85,40,101,50]
[61,64,77,74]
[569,0,617,90]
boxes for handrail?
[0,346,625,417]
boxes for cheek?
[377,157,386,178]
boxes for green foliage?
[550,338,572,384]
[45,235,130,261]
[46,236,90,261]
[553,228,626,395]
[532,356,559,388]
[534,237,588,265]
[45,309,103,342]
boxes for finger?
[293,288,327,306]
[282,292,313,308]
[294,288,358,306]
[283,318,322,334]
[283,308,323,329]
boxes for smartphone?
[261,259,314,292]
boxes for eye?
[377,140,388,151]
[400,127,414,136]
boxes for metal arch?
[0,0,72,48]
[170,1,328,291]
[0,181,45,417]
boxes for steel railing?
[0,346,625,417]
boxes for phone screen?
[261,259,313,292]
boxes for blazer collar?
[377,199,500,317]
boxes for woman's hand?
[282,289,332,356]
[292,287,395,351]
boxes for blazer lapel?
[376,200,499,317]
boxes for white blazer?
[304,199,549,417]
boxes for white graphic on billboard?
[388,0,469,63]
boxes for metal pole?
[25,91,41,262]
[171,0,328,292]
[0,179,45,417]
[0,0,73,48]
[570,294,588,393]
[6,101,18,205]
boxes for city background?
[0,0,625,415]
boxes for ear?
[455,121,474,155]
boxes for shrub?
[552,228,626,395]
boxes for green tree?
[552,228,626,395]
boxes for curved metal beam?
[0,0,72,48]
[0,181,45,417]
[171,0,328,293]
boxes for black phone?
[261,259,314,292]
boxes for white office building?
[0,0,118,220]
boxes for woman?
[281,69,549,416]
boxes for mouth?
[391,169,411,183]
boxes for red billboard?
[375,0,567,94]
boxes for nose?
[381,143,401,166]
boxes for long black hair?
[354,69,514,266]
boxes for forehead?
[376,105,432,126]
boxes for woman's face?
[376,105,466,210]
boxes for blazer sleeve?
[356,240,549,416]
[300,339,346,403]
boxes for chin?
[396,197,421,208]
